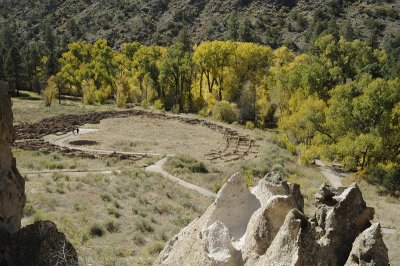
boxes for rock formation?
[155,172,389,266]
[0,85,25,234]
[0,86,78,265]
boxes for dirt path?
[315,159,349,188]
[145,157,217,198]
[22,169,121,178]
[46,128,216,198]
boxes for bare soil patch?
[69,140,99,146]
[71,116,224,160]
[15,109,259,163]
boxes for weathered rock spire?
[0,85,25,233]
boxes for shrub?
[245,121,255,129]
[277,134,297,155]
[116,76,131,108]
[244,169,254,187]
[42,77,58,107]
[147,241,164,255]
[212,101,239,124]
[23,203,36,217]
[105,219,120,233]
[365,164,400,194]
[271,163,283,173]
[132,233,145,246]
[116,88,128,108]
[82,81,96,105]
[94,89,108,104]
[101,193,113,203]
[153,99,164,110]
[167,156,208,174]
[107,206,121,218]
[89,224,104,237]
[33,211,44,222]
[298,144,319,165]
[136,219,154,233]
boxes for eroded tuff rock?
[155,173,389,266]
[0,86,25,234]
[0,86,78,265]
[0,220,78,265]
[345,223,389,266]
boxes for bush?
[105,219,120,233]
[101,193,113,203]
[82,81,96,105]
[298,145,319,165]
[167,156,208,174]
[271,163,283,173]
[245,121,255,129]
[107,206,121,218]
[136,219,154,233]
[244,169,254,187]
[212,101,239,124]
[89,224,104,237]
[365,164,400,194]
[133,233,145,246]
[94,89,109,104]
[116,88,128,108]
[147,241,164,255]
[23,203,36,217]
[42,76,58,106]
[153,99,164,110]
[277,134,297,155]
[116,76,131,108]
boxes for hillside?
[2,0,400,50]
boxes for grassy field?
[11,92,400,264]
[18,150,212,265]
[12,91,115,124]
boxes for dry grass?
[22,166,212,265]
[164,155,224,192]
[13,96,400,264]
[12,91,114,124]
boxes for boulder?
[0,220,78,266]
[315,183,375,265]
[345,223,389,266]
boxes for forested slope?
[3,0,400,49]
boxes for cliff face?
[0,84,25,234]
[155,172,389,266]
[0,85,78,265]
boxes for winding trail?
[145,157,217,198]
[315,159,349,188]
[45,128,216,198]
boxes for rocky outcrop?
[0,86,25,234]
[0,86,78,265]
[155,172,389,266]
[0,220,78,265]
[345,223,389,266]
